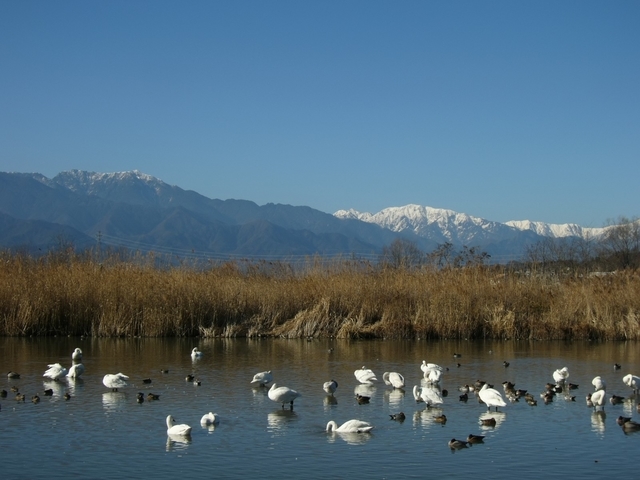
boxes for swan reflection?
[479,411,506,430]
[267,409,298,433]
[354,384,376,397]
[591,410,606,436]
[622,398,635,417]
[326,431,373,445]
[385,388,405,408]
[201,424,217,433]
[65,377,84,396]
[42,380,66,398]
[413,407,445,428]
[323,394,338,408]
[166,433,192,452]
[102,392,126,412]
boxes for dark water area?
[1,337,639,479]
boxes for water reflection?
[323,395,338,408]
[354,384,376,397]
[384,388,405,408]
[327,432,373,445]
[66,377,84,396]
[479,411,506,430]
[590,411,606,436]
[166,434,192,452]
[267,409,298,433]
[42,380,66,398]
[3,337,640,479]
[621,397,637,416]
[413,407,445,428]
[102,392,127,412]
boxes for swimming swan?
[67,363,85,379]
[200,412,220,426]
[102,373,129,391]
[590,389,606,410]
[592,376,606,391]
[191,347,203,360]
[268,383,301,409]
[623,374,640,394]
[166,415,192,436]
[383,372,405,389]
[553,367,569,385]
[43,363,68,381]
[421,361,444,384]
[250,371,273,387]
[478,383,507,411]
[354,367,377,384]
[326,419,374,433]
[323,379,338,395]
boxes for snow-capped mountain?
[504,219,605,239]
[0,169,608,261]
[334,204,605,246]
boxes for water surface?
[2,337,639,478]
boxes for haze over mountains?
[0,170,605,262]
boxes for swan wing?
[338,419,374,433]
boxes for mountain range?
[0,170,605,262]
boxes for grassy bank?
[1,253,639,340]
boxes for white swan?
[43,363,68,381]
[268,383,301,409]
[102,373,129,391]
[420,361,443,374]
[478,383,507,411]
[553,367,569,385]
[250,371,273,387]
[191,347,203,360]
[200,412,220,426]
[421,361,444,384]
[326,419,374,433]
[412,385,444,407]
[592,376,606,391]
[382,372,405,389]
[590,389,606,410]
[72,348,83,362]
[354,367,377,384]
[323,379,338,395]
[623,374,640,394]
[67,363,85,379]
[166,415,192,436]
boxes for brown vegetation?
[0,252,639,340]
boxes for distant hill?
[0,169,597,261]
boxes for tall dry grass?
[0,253,639,339]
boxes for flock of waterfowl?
[3,346,640,449]
[248,357,640,447]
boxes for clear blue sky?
[1,1,638,227]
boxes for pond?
[1,337,639,479]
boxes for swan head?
[166,415,175,427]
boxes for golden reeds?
[0,253,639,339]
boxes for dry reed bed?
[0,255,639,339]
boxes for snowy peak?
[504,220,605,239]
[53,169,166,195]
[335,204,603,244]
[50,169,176,206]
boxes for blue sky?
[1,1,638,227]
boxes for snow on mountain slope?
[504,220,605,239]
[335,204,603,243]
